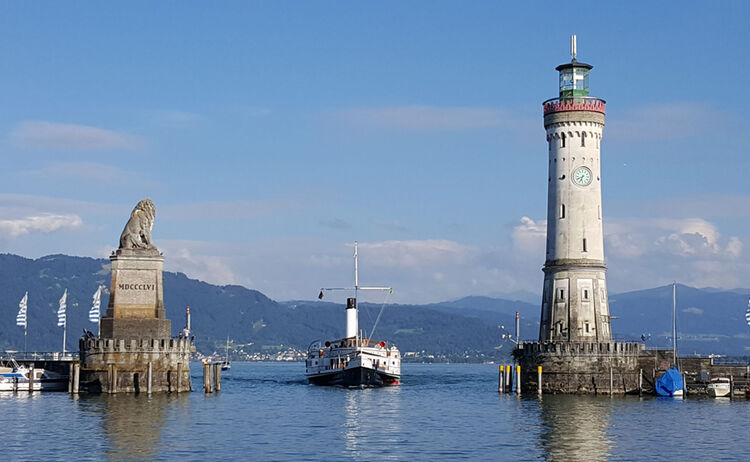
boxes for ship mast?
[673,281,677,367]
[319,242,392,345]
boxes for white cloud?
[654,219,720,256]
[606,218,741,259]
[605,218,746,291]
[357,239,476,268]
[607,102,731,141]
[159,240,239,286]
[27,161,146,185]
[319,218,352,230]
[337,105,517,131]
[726,237,743,258]
[0,193,99,213]
[373,220,409,233]
[0,214,83,238]
[505,214,747,294]
[682,307,704,315]
[512,216,546,255]
[631,194,750,219]
[10,121,140,150]
[160,199,297,221]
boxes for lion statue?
[119,198,158,250]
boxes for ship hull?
[307,366,399,387]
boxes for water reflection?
[537,396,613,461]
[81,393,190,461]
[343,387,402,460]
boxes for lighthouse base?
[512,341,645,394]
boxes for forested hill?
[0,254,516,358]
[1,254,748,357]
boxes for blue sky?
[0,2,748,304]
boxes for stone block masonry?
[513,342,644,394]
[100,248,170,339]
[79,338,193,393]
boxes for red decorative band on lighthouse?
[543,97,606,115]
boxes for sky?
[0,2,748,305]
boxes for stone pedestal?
[513,342,644,394]
[100,249,170,340]
[80,247,193,393]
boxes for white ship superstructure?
[306,243,401,387]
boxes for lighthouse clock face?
[572,166,592,186]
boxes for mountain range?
[1,253,748,358]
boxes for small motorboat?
[0,361,67,392]
[706,377,731,398]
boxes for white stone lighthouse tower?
[538,36,611,343]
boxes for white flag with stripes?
[16,292,28,328]
[89,286,102,323]
[57,289,67,327]
[746,298,750,328]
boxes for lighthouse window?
[585,322,590,333]
[557,288,565,301]
[583,289,590,300]
[581,132,586,147]
[561,133,566,148]
[582,238,588,252]
[559,204,565,219]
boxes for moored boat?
[656,283,684,398]
[706,377,731,398]
[655,367,684,397]
[221,337,231,371]
[0,362,67,392]
[306,242,401,387]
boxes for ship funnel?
[346,297,358,339]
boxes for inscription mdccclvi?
[118,283,156,291]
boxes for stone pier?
[79,337,192,393]
[513,342,644,394]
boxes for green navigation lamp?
[557,35,592,99]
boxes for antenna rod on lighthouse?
[571,34,577,60]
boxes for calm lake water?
[2,362,748,461]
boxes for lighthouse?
[538,35,611,343]
[512,37,647,394]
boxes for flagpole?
[98,285,102,338]
[17,292,29,359]
[90,285,103,338]
[24,293,27,357]
[58,288,68,356]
